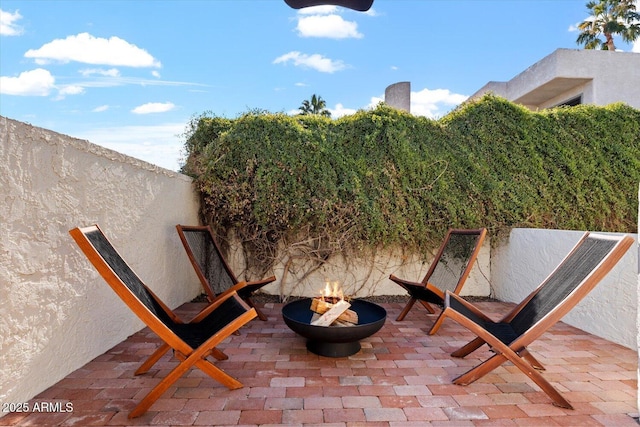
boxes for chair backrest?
[176,225,237,299]
[509,232,634,341]
[423,228,487,294]
[69,225,175,329]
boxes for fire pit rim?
[281,297,387,349]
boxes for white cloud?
[79,68,121,77]
[24,32,161,67]
[363,7,378,17]
[273,51,347,73]
[356,89,466,118]
[57,85,85,97]
[297,14,363,39]
[0,68,55,96]
[75,123,186,171]
[92,105,109,112]
[131,102,176,114]
[296,5,337,15]
[151,70,161,78]
[411,88,468,118]
[0,8,23,36]
[366,96,384,110]
[329,103,357,118]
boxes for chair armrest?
[389,274,422,288]
[247,275,276,287]
[191,285,250,322]
[445,292,495,323]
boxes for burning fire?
[318,281,348,304]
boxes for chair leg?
[129,352,196,418]
[454,348,572,410]
[451,337,486,358]
[245,297,267,321]
[427,310,451,335]
[520,348,545,370]
[396,297,417,321]
[210,348,229,360]
[454,352,508,385]
[418,300,436,314]
[135,343,170,375]
[129,346,244,418]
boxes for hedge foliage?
[182,95,640,277]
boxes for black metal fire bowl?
[282,298,387,357]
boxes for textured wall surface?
[250,238,492,298]
[491,228,638,349]
[0,116,201,405]
[471,48,640,109]
[384,81,411,113]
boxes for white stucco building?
[470,48,640,110]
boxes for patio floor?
[2,299,638,426]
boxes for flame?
[319,280,345,302]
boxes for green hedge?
[182,95,640,277]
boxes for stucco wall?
[0,116,201,406]
[491,228,638,349]
[471,49,640,110]
[248,238,492,298]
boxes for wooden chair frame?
[176,224,276,320]
[431,232,634,409]
[390,228,487,333]
[69,225,257,418]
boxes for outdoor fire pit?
[282,298,387,357]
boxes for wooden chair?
[69,224,257,418]
[431,232,634,409]
[176,224,276,321]
[390,228,487,333]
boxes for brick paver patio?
[1,299,638,426]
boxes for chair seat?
[169,297,247,348]
[402,283,444,306]
[447,295,519,345]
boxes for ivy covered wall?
[182,95,640,281]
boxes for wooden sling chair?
[390,228,487,333]
[69,225,257,418]
[430,232,634,409]
[176,224,276,321]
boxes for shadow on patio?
[2,299,638,426]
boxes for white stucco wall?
[637,183,640,414]
[0,116,201,406]
[471,49,640,110]
[221,232,492,299]
[491,228,638,349]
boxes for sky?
[1,0,639,171]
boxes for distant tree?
[299,94,331,117]
[576,0,640,50]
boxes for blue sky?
[1,0,639,171]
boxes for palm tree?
[298,94,331,117]
[576,0,640,50]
